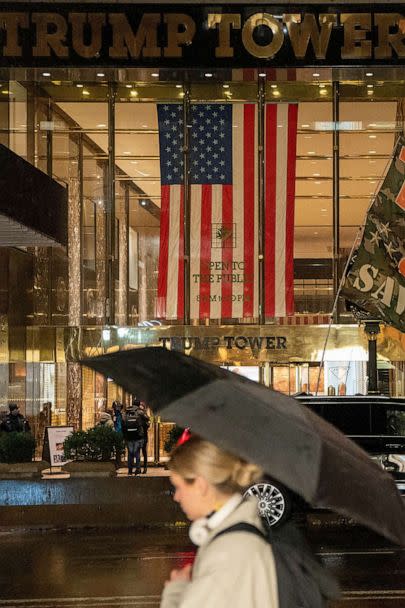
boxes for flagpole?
[258,75,265,325]
[315,137,396,395]
[315,229,362,395]
[183,84,191,325]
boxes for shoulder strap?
[213,522,266,543]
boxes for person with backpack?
[122,400,144,475]
[160,435,339,608]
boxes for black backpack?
[125,410,144,440]
[213,521,340,608]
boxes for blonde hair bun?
[169,436,263,493]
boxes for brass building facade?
[1,1,405,460]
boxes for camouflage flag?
[342,136,405,332]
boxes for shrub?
[164,425,184,454]
[64,426,124,462]
[0,432,36,463]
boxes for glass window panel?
[295,226,333,258]
[295,200,331,227]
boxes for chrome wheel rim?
[244,483,286,527]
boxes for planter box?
[63,461,116,478]
[0,461,49,479]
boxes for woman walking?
[161,435,339,608]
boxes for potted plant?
[63,426,124,477]
[0,431,48,478]
[163,425,185,454]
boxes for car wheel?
[244,481,291,528]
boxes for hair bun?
[231,461,262,489]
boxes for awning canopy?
[0,145,67,248]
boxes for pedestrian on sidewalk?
[160,435,339,608]
[138,402,151,474]
[112,401,124,433]
[123,400,144,475]
[97,411,114,429]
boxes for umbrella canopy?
[82,347,405,546]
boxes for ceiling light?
[259,72,266,77]
[140,200,147,206]
[223,84,230,88]
[42,72,50,77]
[76,84,84,88]
[313,72,320,77]
[369,150,376,154]
[313,173,320,176]
[320,89,327,95]
[97,123,106,128]
[130,90,138,97]
[82,90,90,96]
[176,84,182,88]
[366,72,374,77]
[151,73,159,78]
[270,84,278,89]
[97,72,105,77]
[369,134,377,138]
[126,84,133,88]
[205,72,213,78]
[318,83,325,88]
[367,84,374,88]
[272,91,280,96]
[367,90,374,96]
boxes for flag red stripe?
[157,185,170,317]
[264,105,277,316]
[243,104,255,317]
[221,185,233,319]
[285,104,298,315]
[199,185,212,319]
[177,187,185,319]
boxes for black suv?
[244,395,405,527]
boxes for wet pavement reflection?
[0,523,403,607]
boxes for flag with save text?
[156,102,297,320]
[342,136,405,332]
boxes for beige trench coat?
[160,499,279,608]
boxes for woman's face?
[170,471,211,521]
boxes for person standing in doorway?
[138,402,151,474]
[1,403,30,433]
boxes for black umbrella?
[82,347,405,546]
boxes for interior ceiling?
[56,98,398,256]
[0,213,62,247]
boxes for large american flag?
[156,102,297,320]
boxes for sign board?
[0,5,405,68]
[43,426,74,466]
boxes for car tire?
[244,480,292,528]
